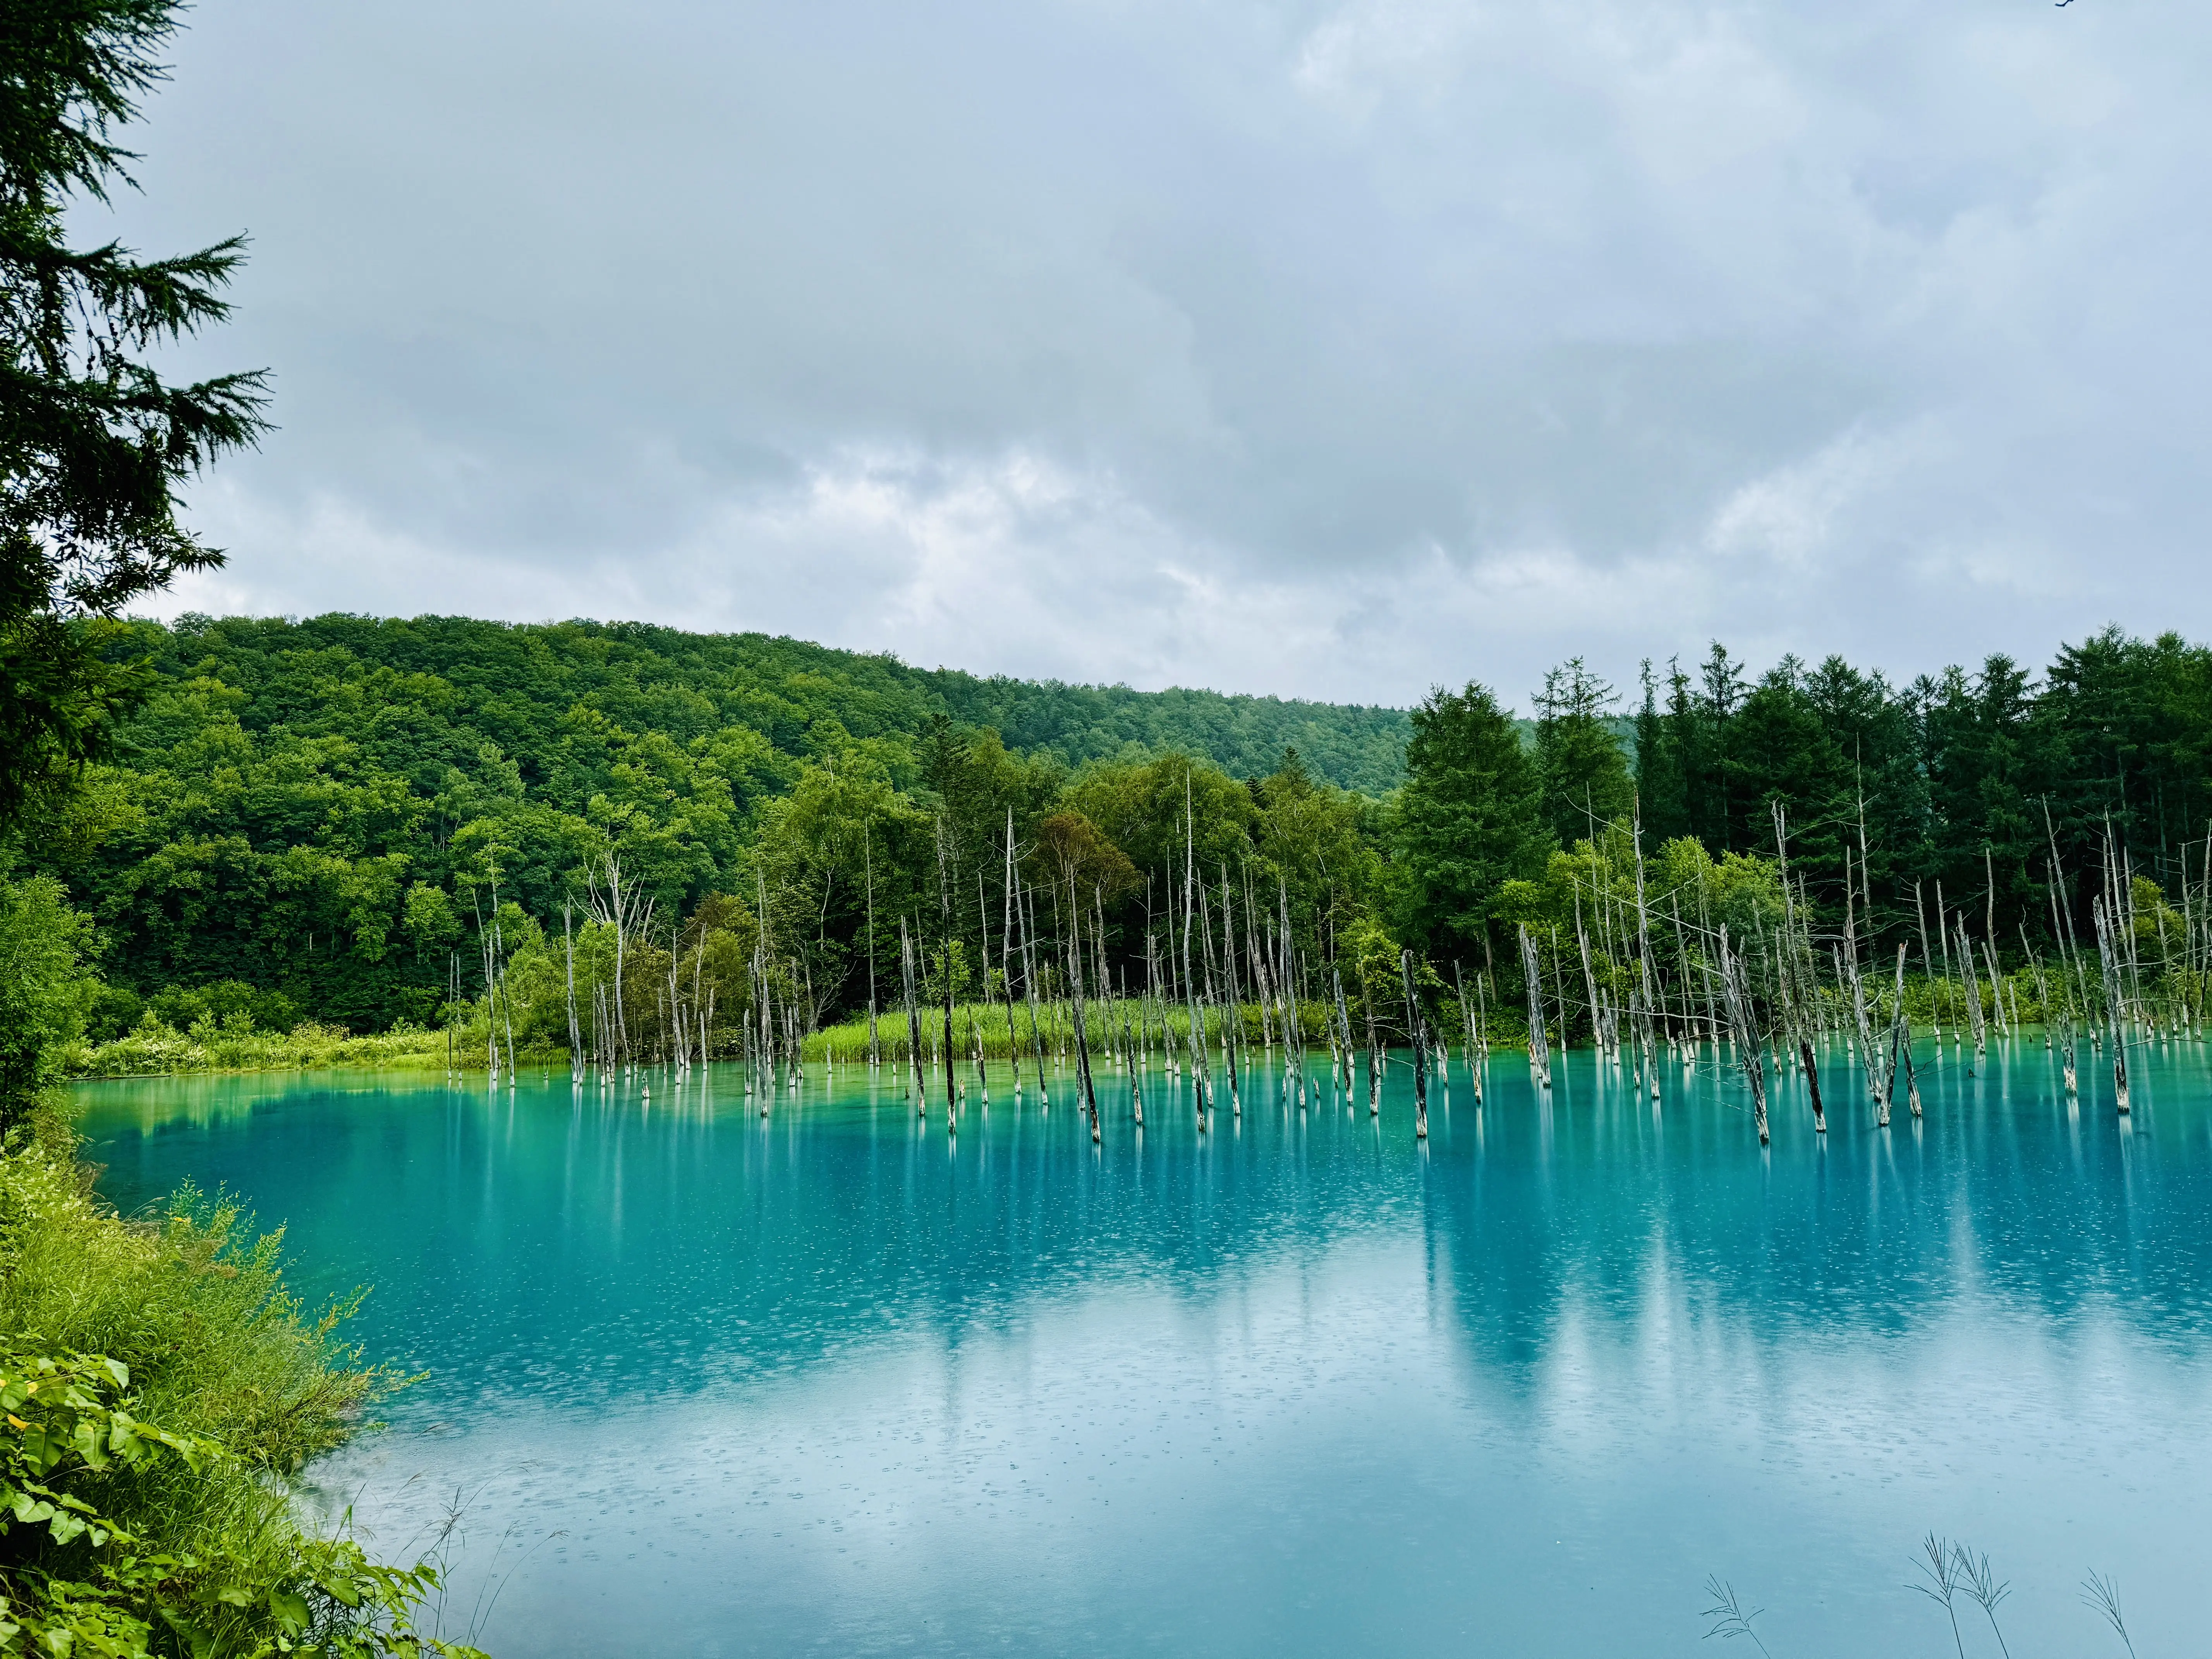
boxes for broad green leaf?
[267,1587,311,1635]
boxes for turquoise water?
[77,1039,2212,1656]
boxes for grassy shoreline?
[59,963,2130,1083]
[56,1020,456,1081]
[0,1105,485,1654]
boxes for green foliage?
[1331,915,1451,1040]
[1390,683,1547,962]
[0,0,269,831]
[0,875,98,1127]
[1637,630,2212,962]
[15,615,1405,1040]
[55,1019,448,1082]
[805,995,1335,1063]
[913,678,1409,794]
[14,617,2212,1067]
[0,1141,485,1656]
[1491,821,1790,1045]
[144,982,299,1039]
[1249,749,1384,961]
[1532,658,1633,846]
[922,940,973,1006]
[1060,751,1259,890]
[1032,813,1139,907]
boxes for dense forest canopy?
[1626,635,2210,952]
[14,613,2212,1061]
[17,612,1402,1034]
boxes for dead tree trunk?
[1718,927,1769,1146]
[901,919,926,1117]
[1798,1038,1826,1133]
[2094,896,2130,1113]
[1401,949,1429,1139]
[1519,925,1552,1089]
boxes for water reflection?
[76,1038,2212,1656]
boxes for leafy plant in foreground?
[0,1347,484,1658]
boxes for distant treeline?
[15,617,2211,1055]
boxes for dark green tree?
[1726,659,1848,869]
[1633,659,1687,841]
[1639,648,1740,851]
[1920,654,2049,947]
[2040,627,2212,908]
[1391,682,1547,961]
[1532,656,1632,846]
[1252,745,1382,963]
[1,0,266,833]
[1799,653,1927,924]
[1685,642,1746,850]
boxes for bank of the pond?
[800,998,1339,1063]
[0,1107,485,1656]
[58,1019,484,1080]
[794,973,2095,1065]
[59,969,2160,1084]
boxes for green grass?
[801,998,1371,1063]
[0,1104,483,1655]
[58,1018,481,1080]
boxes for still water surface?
[76,1041,2212,1656]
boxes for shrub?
[0,1123,486,1656]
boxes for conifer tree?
[1392,681,1547,960]
[0,0,266,832]
[1532,656,1632,847]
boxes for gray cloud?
[95,0,2212,707]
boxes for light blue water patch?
[75,1037,2212,1656]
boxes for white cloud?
[102,0,2212,706]
[1703,422,1939,570]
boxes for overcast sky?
[98,0,2207,709]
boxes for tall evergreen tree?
[1726,658,1850,884]
[1532,656,1632,846]
[1,0,267,834]
[1391,682,1547,961]
[1800,654,1928,915]
[1633,658,1688,842]
[1684,642,1747,850]
[1920,654,2048,947]
[2041,627,2212,904]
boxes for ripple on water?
[74,1042,2212,1656]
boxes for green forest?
[13,611,2211,1078]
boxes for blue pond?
[76,1039,2212,1656]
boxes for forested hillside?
[22,613,1403,1034]
[14,615,2211,1062]
[113,614,1412,790]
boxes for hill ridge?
[151,611,1414,792]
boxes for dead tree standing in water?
[2094,897,2130,1113]
[901,918,926,1117]
[1798,1035,1825,1133]
[1400,949,1429,1140]
[1519,925,1552,1089]
[1717,926,1769,1146]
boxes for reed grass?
[58,1017,459,1080]
[799,997,1338,1064]
[1706,1534,2141,1657]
